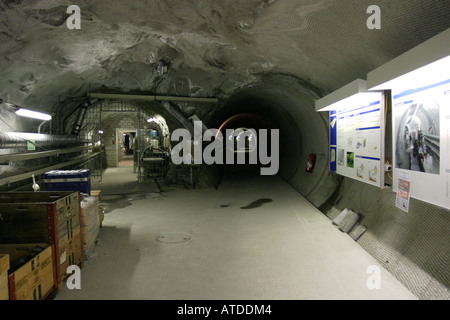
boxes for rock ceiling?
[0,0,449,113]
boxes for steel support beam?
[88,92,219,104]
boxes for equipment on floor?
[44,169,91,196]
[140,146,170,180]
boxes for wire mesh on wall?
[329,177,450,300]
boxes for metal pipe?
[89,92,219,103]
[161,101,194,134]
[38,120,49,134]
[0,132,90,149]
[0,145,94,162]
[71,99,93,136]
[0,153,99,186]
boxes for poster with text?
[331,95,385,187]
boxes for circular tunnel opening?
[204,80,339,208]
[214,112,277,177]
[206,93,303,185]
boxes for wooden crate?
[91,190,102,200]
[58,226,83,280]
[0,254,9,300]
[0,191,84,290]
[0,244,55,300]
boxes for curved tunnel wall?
[207,75,340,207]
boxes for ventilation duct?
[71,99,94,136]
[0,132,89,149]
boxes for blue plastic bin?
[44,169,91,195]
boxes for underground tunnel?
[0,0,449,302]
[203,78,338,209]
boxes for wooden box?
[58,225,83,279]
[0,254,9,300]
[0,191,84,290]
[0,244,55,300]
[91,190,102,200]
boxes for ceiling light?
[367,28,450,92]
[155,61,167,75]
[15,108,52,121]
[315,79,381,112]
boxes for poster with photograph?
[392,78,450,209]
[394,94,440,174]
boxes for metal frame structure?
[66,99,170,183]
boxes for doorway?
[116,128,136,167]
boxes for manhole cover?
[156,233,192,243]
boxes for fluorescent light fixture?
[147,117,156,123]
[15,108,52,121]
[368,55,450,93]
[315,79,380,112]
[367,28,450,91]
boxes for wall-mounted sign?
[391,79,450,209]
[367,28,450,210]
[395,170,411,212]
[316,79,386,188]
[329,93,385,187]
[27,140,36,151]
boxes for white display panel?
[330,92,385,187]
[392,79,450,210]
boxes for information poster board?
[392,79,450,210]
[330,92,385,188]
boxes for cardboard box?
[0,244,54,300]
[0,254,9,300]
[0,191,84,290]
[91,190,102,200]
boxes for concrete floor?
[56,166,417,300]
